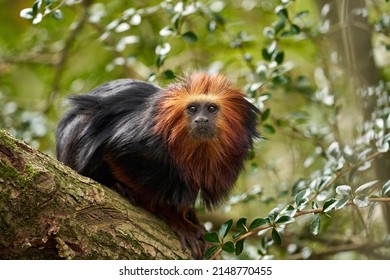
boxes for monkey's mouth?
[190,126,215,140]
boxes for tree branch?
[0,130,191,260]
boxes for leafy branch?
[205,179,390,259]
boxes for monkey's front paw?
[172,223,205,259]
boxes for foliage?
[1,0,389,259]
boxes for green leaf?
[323,198,338,213]
[268,207,279,223]
[295,188,310,205]
[33,0,42,16]
[275,51,285,64]
[274,19,286,35]
[261,108,270,122]
[276,118,288,127]
[204,232,220,243]
[275,6,288,19]
[335,197,349,209]
[263,26,275,39]
[204,245,218,259]
[232,231,243,239]
[219,219,233,239]
[263,124,276,134]
[280,204,296,217]
[249,218,268,230]
[336,185,352,196]
[52,9,63,20]
[171,13,182,29]
[236,217,247,231]
[262,48,272,61]
[208,15,225,32]
[294,10,309,19]
[290,24,301,34]
[182,31,198,43]
[310,215,321,235]
[257,65,267,80]
[272,75,289,86]
[235,239,245,255]
[272,228,281,245]
[275,215,295,225]
[162,69,176,79]
[221,241,235,253]
[382,180,390,196]
[355,180,379,194]
[156,55,166,67]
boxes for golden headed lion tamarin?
[56,72,259,259]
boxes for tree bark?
[0,130,191,260]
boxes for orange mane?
[154,72,257,208]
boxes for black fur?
[56,79,197,209]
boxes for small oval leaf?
[336,185,352,196]
[355,180,379,194]
[204,232,220,243]
[221,241,235,253]
[235,239,245,256]
[290,24,301,34]
[204,245,218,259]
[323,198,338,213]
[219,219,233,239]
[261,108,271,121]
[335,197,349,209]
[249,218,268,230]
[275,51,285,64]
[275,215,295,225]
[182,31,198,43]
[382,180,390,196]
[310,215,321,235]
[52,9,63,20]
[272,228,281,245]
[20,8,34,19]
[236,217,247,231]
[263,124,276,134]
[295,188,310,205]
[162,69,176,79]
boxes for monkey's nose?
[194,116,209,124]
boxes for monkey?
[56,72,259,259]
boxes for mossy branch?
[0,130,190,260]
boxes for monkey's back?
[56,79,162,187]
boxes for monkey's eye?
[187,105,197,114]
[207,105,218,113]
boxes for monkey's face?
[185,101,219,140]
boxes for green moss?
[0,130,17,150]
[0,161,23,186]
